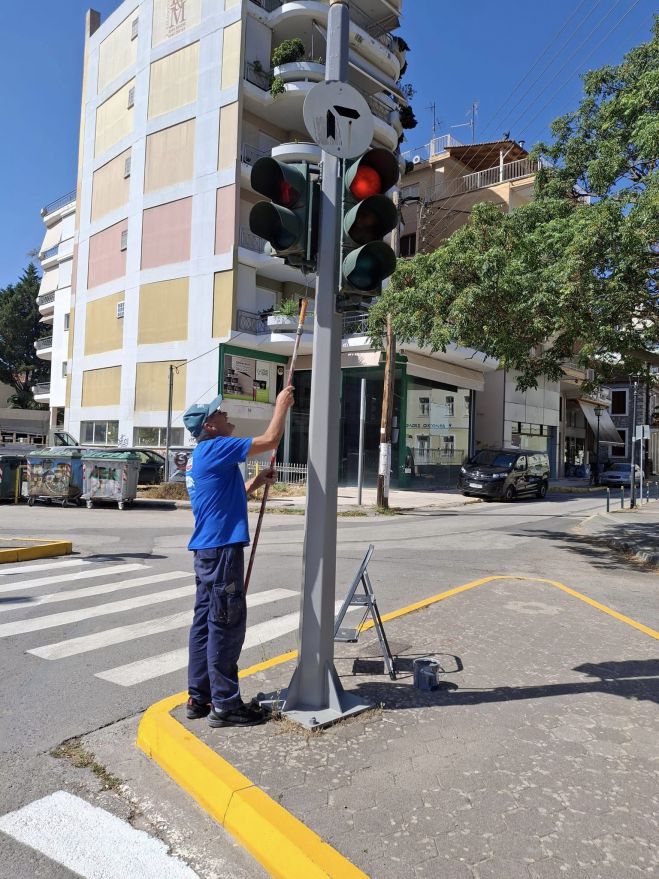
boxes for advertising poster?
[223,355,270,403]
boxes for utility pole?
[281,0,370,728]
[377,189,400,509]
[164,365,174,481]
[630,378,638,508]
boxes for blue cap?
[183,394,224,438]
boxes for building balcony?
[237,226,306,283]
[37,290,56,316]
[424,158,540,203]
[34,336,53,359]
[32,382,51,401]
[41,189,76,219]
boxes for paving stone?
[414,859,475,878]
[474,858,533,879]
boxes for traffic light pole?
[281,0,371,727]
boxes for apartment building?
[398,136,617,477]
[32,0,510,487]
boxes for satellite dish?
[412,155,421,164]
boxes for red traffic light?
[350,166,382,199]
[279,179,296,207]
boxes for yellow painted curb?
[137,573,657,879]
[0,539,72,564]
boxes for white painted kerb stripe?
[0,790,198,879]
[0,585,194,638]
[0,563,145,594]
[96,600,343,686]
[0,558,90,576]
[30,588,298,659]
[0,571,190,614]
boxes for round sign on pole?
[303,82,374,159]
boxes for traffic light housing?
[249,158,318,269]
[339,147,399,310]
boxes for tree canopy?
[0,263,50,408]
[371,18,659,390]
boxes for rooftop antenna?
[451,100,479,143]
[426,101,440,140]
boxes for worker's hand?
[275,385,295,412]
[256,467,277,488]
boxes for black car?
[109,448,165,485]
[459,449,550,501]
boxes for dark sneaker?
[208,701,268,728]
[186,697,211,719]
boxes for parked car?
[599,463,641,487]
[458,449,550,502]
[108,448,165,485]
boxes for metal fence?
[425,158,539,203]
[41,190,76,216]
[37,291,55,307]
[239,227,267,252]
[35,336,53,350]
[40,245,59,261]
[244,60,271,90]
[247,460,308,485]
[342,313,369,337]
[236,309,270,335]
[241,143,270,165]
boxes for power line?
[478,0,601,140]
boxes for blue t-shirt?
[186,436,253,550]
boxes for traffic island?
[138,576,658,879]
[0,537,72,564]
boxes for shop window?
[611,429,626,457]
[134,426,184,447]
[80,420,119,446]
[611,390,627,415]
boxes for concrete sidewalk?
[140,573,658,879]
[577,502,659,567]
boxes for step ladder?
[334,544,396,680]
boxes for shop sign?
[223,354,271,403]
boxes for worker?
[182,385,295,727]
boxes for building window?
[120,230,128,251]
[124,156,131,178]
[80,420,119,446]
[134,426,184,447]
[131,17,139,40]
[64,312,70,331]
[419,396,430,416]
[62,362,67,378]
[611,390,627,415]
[116,300,125,318]
[445,396,455,416]
[400,233,416,258]
[611,428,626,457]
[127,86,135,109]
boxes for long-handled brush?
[244,297,308,592]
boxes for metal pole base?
[258,663,372,730]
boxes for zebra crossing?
[0,556,301,690]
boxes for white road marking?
[0,563,146,595]
[0,558,90,576]
[0,790,198,878]
[96,600,343,687]
[0,585,193,638]
[29,588,298,659]
[0,571,190,614]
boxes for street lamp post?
[593,405,604,485]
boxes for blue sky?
[0,0,654,288]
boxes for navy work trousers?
[188,544,247,710]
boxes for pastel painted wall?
[151,0,202,47]
[221,21,241,90]
[97,12,137,93]
[144,119,195,193]
[148,41,199,119]
[138,278,189,344]
[84,292,125,355]
[91,148,131,221]
[95,79,135,156]
[81,366,122,406]
[215,185,236,254]
[88,219,128,288]
[141,197,193,269]
[213,270,234,338]
[135,361,187,410]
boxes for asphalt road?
[0,491,656,878]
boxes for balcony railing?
[35,336,53,350]
[41,190,76,216]
[241,143,270,165]
[350,1,397,52]
[37,291,56,307]
[357,87,395,121]
[32,383,51,396]
[401,135,464,163]
[249,0,282,10]
[342,313,369,337]
[40,244,59,261]
[239,227,267,253]
[236,309,270,335]
[425,158,539,203]
[244,60,271,91]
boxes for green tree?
[371,18,659,389]
[0,263,50,408]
